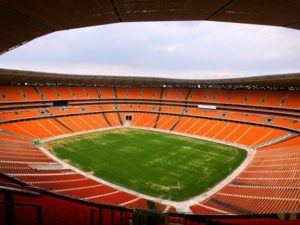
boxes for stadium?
[0,1,300,225]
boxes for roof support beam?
[206,0,235,20]
[0,4,55,32]
[109,0,123,22]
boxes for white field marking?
[40,125,254,213]
[130,126,255,208]
[172,141,232,162]
[177,144,236,160]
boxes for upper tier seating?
[1,85,299,109]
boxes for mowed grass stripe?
[48,128,246,201]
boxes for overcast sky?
[1,21,300,79]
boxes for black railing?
[0,185,42,225]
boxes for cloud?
[1,21,300,79]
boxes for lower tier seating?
[193,137,300,214]
[0,134,170,212]
[0,112,299,215]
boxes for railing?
[1,183,300,225]
[0,185,42,225]
[0,171,137,225]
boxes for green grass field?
[47,128,246,201]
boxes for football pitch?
[47,128,246,201]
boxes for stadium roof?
[1,0,300,54]
[1,68,300,88]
